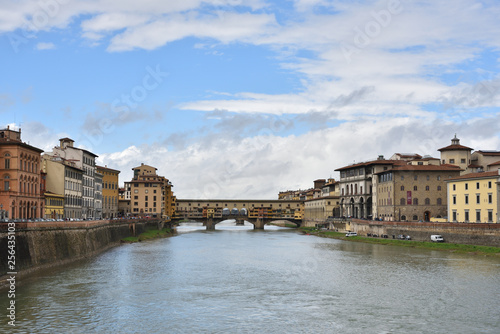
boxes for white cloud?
[95,112,500,199]
[35,42,56,50]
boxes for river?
[2,222,500,333]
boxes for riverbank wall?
[345,219,500,247]
[0,219,161,288]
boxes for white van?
[345,232,357,237]
[430,235,444,242]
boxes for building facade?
[375,164,462,221]
[95,171,103,220]
[0,126,44,220]
[335,156,405,219]
[471,150,500,172]
[127,163,175,218]
[446,170,500,223]
[97,165,120,219]
[44,192,64,220]
[51,138,98,219]
[42,154,84,219]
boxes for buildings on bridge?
[176,199,303,221]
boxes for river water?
[2,222,500,333]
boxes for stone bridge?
[174,199,304,230]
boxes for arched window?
[437,198,442,205]
[400,198,405,205]
[412,215,418,221]
[413,198,419,205]
[414,186,418,191]
[425,198,430,205]
[401,185,404,191]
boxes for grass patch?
[121,227,173,243]
[300,227,500,256]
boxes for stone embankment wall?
[347,219,500,247]
[0,219,155,287]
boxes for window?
[414,186,418,191]
[400,198,405,205]
[476,182,480,189]
[488,193,493,204]
[425,198,430,205]
[134,196,138,200]
[465,211,469,222]
[426,175,430,181]
[437,176,441,181]
[488,210,493,222]
[465,183,468,190]
[401,186,404,191]
[412,215,418,221]
[476,210,481,222]
[4,158,10,169]
[425,186,430,191]
[437,198,442,205]
[452,211,457,221]
[414,175,418,181]
[465,195,469,204]
[452,184,456,191]
[476,194,480,204]
[413,198,418,205]
[461,159,466,164]
[401,175,404,181]
[452,195,456,205]
[449,159,455,164]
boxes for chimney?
[378,155,384,160]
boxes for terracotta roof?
[475,150,500,156]
[487,160,500,166]
[96,165,121,173]
[395,153,422,158]
[438,144,472,152]
[335,159,404,171]
[375,164,462,174]
[446,171,499,181]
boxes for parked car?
[430,235,444,242]
[345,232,357,237]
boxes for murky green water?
[2,222,500,333]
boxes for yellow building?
[97,165,120,219]
[446,170,500,223]
[44,192,64,220]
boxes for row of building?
[285,135,500,224]
[0,126,176,221]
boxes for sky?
[1,0,500,199]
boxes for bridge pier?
[253,218,265,230]
[235,219,245,226]
[206,218,215,231]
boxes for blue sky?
[1,0,500,199]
